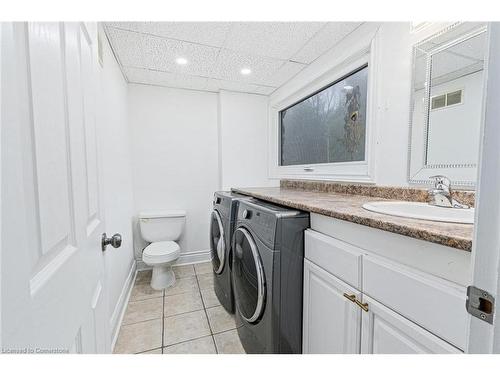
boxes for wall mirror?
[408,22,488,188]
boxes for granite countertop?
[231,186,474,252]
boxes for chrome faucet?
[428,175,469,209]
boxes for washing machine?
[210,191,254,313]
[231,199,310,354]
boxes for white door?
[302,260,361,354]
[360,295,461,354]
[466,22,500,354]
[1,22,109,353]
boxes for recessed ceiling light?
[240,68,252,75]
[176,57,188,65]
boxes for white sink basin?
[362,201,474,224]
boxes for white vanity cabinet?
[303,224,467,354]
[360,295,461,354]
[303,259,361,354]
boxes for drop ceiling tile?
[223,22,325,60]
[125,67,208,91]
[161,40,220,76]
[292,22,362,64]
[106,22,365,93]
[107,22,232,47]
[252,86,277,95]
[205,79,275,95]
[212,49,284,86]
[266,61,306,87]
[106,27,153,68]
[106,27,219,77]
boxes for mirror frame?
[407,22,488,189]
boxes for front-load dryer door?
[210,210,225,274]
[232,227,266,323]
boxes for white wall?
[412,71,483,169]
[128,85,219,264]
[371,23,413,186]
[97,28,135,342]
[268,22,453,187]
[427,71,483,165]
[128,23,447,265]
[219,91,278,190]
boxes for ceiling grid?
[104,22,363,95]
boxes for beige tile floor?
[113,262,246,354]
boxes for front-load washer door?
[210,210,225,274]
[232,227,266,323]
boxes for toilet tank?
[138,210,186,243]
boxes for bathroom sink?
[362,201,474,224]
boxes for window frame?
[268,36,379,183]
[278,64,369,167]
[430,88,464,111]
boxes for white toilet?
[138,209,186,290]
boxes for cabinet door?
[360,295,461,354]
[303,259,361,354]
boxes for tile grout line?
[195,271,219,354]
[134,264,221,354]
[120,276,162,354]
[121,296,164,327]
[122,317,163,327]
[211,326,239,336]
[162,333,214,351]
[161,328,241,354]
[164,306,206,319]
[136,346,163,354]
[161,289,165,353]
[163,265,214,352]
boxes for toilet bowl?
[139,210,186,290]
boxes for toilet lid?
[143,241,180,264]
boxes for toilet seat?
[143,241,180,264]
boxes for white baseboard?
[109,261,136,352]
[135,249,211,271]
[176,249,211,265]
[135,259,150,271]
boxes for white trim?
[410,22,433,34]
[136,249,212,271]
[29,245,77,296]
[135,259,150,272]
[111,252,211,350]
[466,22,500,354]
[110,260,136,352]
[216,92,223,190]
[268,26,380,183]
[175,249,211,265]
[0,23,3,350]
[408,23,487,189]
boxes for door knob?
[102,232,122,252]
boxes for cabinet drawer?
[363,255,468,350]
[305,229,362,289]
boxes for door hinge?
[466,286,495,324]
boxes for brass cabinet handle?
[343,293,369,312]
[343,293,356,303]
[355,299,369,312]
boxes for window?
[431,89,463,110]
[446,90,462,106]
[279,65,368,166]
[431,94,446,110]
